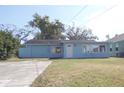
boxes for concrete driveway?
[0,61,51,87]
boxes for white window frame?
[82,45,87,53]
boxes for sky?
[0,5,123,41]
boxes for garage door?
[31,45,49,57]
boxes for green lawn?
[31,57,124,87]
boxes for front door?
[65,44,73,58]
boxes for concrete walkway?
[0,61,51,87]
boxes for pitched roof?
[107,33,124,42]
[25,39,107,45]
[26,40,61,45]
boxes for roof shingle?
[25,39,107,45]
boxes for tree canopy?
[0,27,20,60]
[29,13,98,41]
[66,25,98,40]
[29,13,65,40]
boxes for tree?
[66,25,98,40]
[0,24,34,60]
[0,24,36,60]
[34,32,42,40]
[0,29,20,60]
[15,25,35,43]
[0,24,34,44]
[29,13,65,40]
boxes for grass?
[31,57,124,87]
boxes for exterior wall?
[118,40,124,57]
[108,42,115,56]
[19,45,50,58]
[19,47,31,58]
[63,44,67,58]
[108,40,124,57]
[63,43,110,58]
[19,44,63,58]
[31,45,50,57]
[19,42,110,58]
[118,40,124,51]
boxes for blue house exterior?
[107,33,124,57]
[19,40,110,58]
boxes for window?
[82,45,100,53]
[110,48,112,52]
[99,45,105,52]
[56,47,61,53]
[115,47,118,51]
[109,44,112,52]
[67,45,71,47]
[52,47,61,54]
[115,43,119,51]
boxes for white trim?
[65,44,73,58]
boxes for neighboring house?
[107,33,124,57]
[19,40,110,58]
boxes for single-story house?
[107,33,124,57]
[19,40,110,58]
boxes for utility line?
[68,4,117,28]
[68,5,88,23]
[86,4,117,23]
